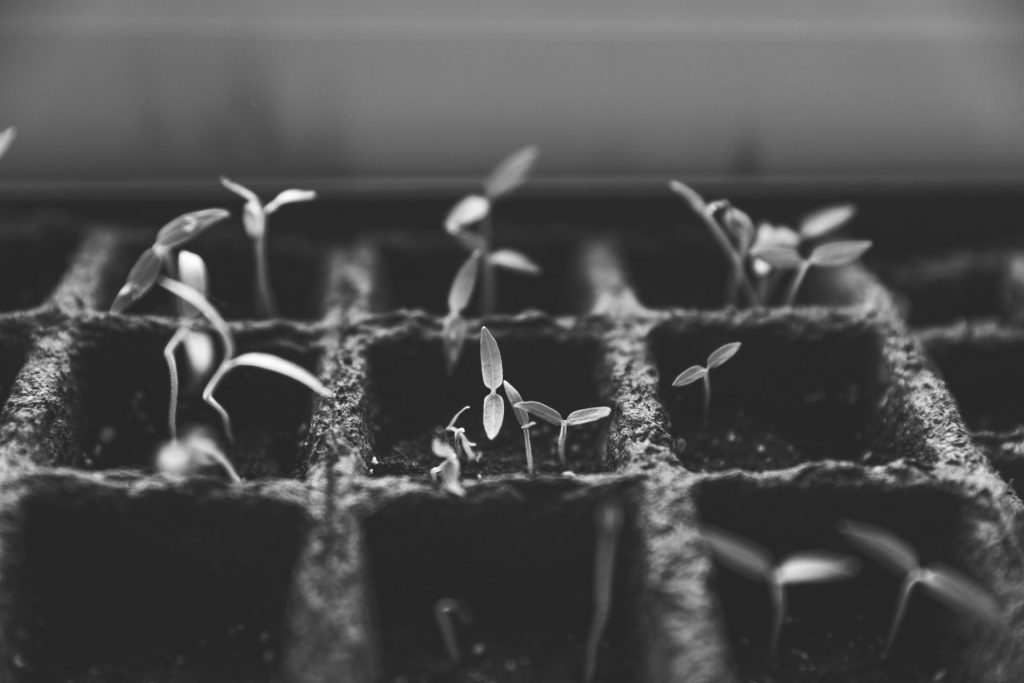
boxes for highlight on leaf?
[672,342,740,426]
[503,380,537,475]
[513,400,612,467]
[808,240,873,267]
[156,424,240,483]
[431,437,466,497]
[445,195,490,235]
[479,326,505,440]
[800,204,856,240]
[0,126,15,161]
[487,249,541,276]
[484,145,539,199]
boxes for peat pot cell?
[649,317,892,472]
[696,479,995,683]
[371,235,584,316]
[70,325,322,479]
[363,326,611,477]
[364,484,644,683]
[0,326,28,415]
[6,479,309,682]
[0,229,79,312]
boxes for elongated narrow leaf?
[223,352,332,397]
[158,276,235,360]
[483,393,505,440]
[479,326,503,390]
[156,208,231,250]
[503,381,529,427]
[699,525,773,581]
[484,145,539,198]
[566,406,612,426]
[220,175,260,204]
[750,246,803,270]
[176,251,208,318]
[775,552,861,585]
[446,405,471,431]
[265,188,317,214]
[445,194,490,234]
[809,240,872,267]
[838,519,920,575]
[800,204,856,240]
[448,251,481,314]
[0,127,15,160]
[514,400,563,426]
[707,342,741,369]
[488,249,541,276]
[668,179,705,213]
[111,248,163,313]
[672,365,707,387]
[919,565,1002,623]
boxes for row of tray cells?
[2,474,1006,683]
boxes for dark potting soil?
[0,232,80,312]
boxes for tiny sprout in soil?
[513,401,612,468]
[221,176,316,318]
[445,406,478,462]
[479,326,505,440]
[430,437,466,497]
[442,250,480,373]
[0,126,15,161]
[434,597,474,663]
[502,380,537,475]
[444,146,542,315]
[584,499,624,683]
[839,519,1002,658]
[672,341,740,426]
[156,424,240,482]
[701,524,861,657]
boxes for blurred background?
[0,0,1023,188]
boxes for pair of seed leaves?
[672,342,741,388]
[0,127,15,161]
[445,145,540,239]
[220,176,316,240]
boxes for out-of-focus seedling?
[701,525,861,657]
[445,146,542,315]
[584,499,625,683]
[502,380,536,475]
[0,126,15,161]
[221,176,317,317]
[672,342,741,427]
[751,240,872,307]
[479,326,505,440]
[513,401,612,467]
[110,208,230,313]
[430,437,466,497]
[156,424,240,482]
[445,406,479,462]
[434,597,474,664]
[442,251,481,373]
[838,519,1002,658]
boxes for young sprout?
[442,251,481,373]
[430,438,466,497]
[513,401,612,467]
[221,176,317,317]
[479,327,505,440]
[445,406,479,462]
[110,208,230,313]
[444,146,541,315]
[156,424,240,482]
[672,342,741,427]
[838,519,1002,658]
[584,499,624,683]
[502,381,536,475]
[0,126,15,161]
[751,240,872,307]
[434,597,473,664]
[701,525,861,657]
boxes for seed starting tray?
[0,201,1022,683]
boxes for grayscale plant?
[442,250,481,373]
[584,499,625,683]
[513,401,612,467]
[156,424,240,483]
[479,326,505,440]
[430,437,466,497]
[0,126,15,161]
[751,240,872,307]
[444,406,478,462]
[434,597,473,663]
[502,380,536,475]
[672,342,741,427]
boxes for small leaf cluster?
[672,341,741,427]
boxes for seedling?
[502,380,536,475]
[838,519,1002,658]
[584,499,624,683]
[0,126,15,161]
[751,240,872,307]
[434,597,473,663]
[700,525,861,657]
[430,437,466,497]
[221,176,317,317]
[479,326,505,440]
[513,401,612,467]
[445,406,479,462]
[672,342,741,427]
[444,146,542,315]
[442,251,481,373]
[156,424,240,482]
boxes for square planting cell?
[0,224,79,312]
[648,315,896,472]
[0,325,27,414]
[695,478,1001,682]
[363,482,644,683]
[361,323,611,477]
[69,322,324,479]
[3,477,309,682]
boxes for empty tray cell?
[0,324,28,417]
[648,314,894,472]
[363,482,644,683]
[871,249,1024,328]
[695,477,1002,682]
[369,232,585,316]
[0,221,80,312]
[4,476,309,682]
[362,322,612,477]
[69,321,324,479]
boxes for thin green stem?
[522,425,534,475]
[254,234,279,317]
[885,573,919,658]
[784,261,812,307]
[558,421,568,467]
[480,216,497,315]
[698,210,759,306]
[163,327,189,439]
[702,372,712,427]
[769,578,786,658]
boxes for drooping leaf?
[176,251,208,318]
[448,251,481,314]
[775,552,861,585]
[749,246,803,270]
[111,248,163,313]
[265,188,317,214]
[0,126,15,161]
[158,276,235,361]
[800,204,856,240]
[707,342,741,369]
[446,405,471,431]
[445,194,490,234]
[668,179,705,213]
[503,381,530,427]
[838,519,920,575]
[155,208,231,250]
[479,326,503,391]
[919,565,1002,623]
[488,249,541,276]
[432,436,458,460]
[566,406,612,426]
[220,175,260,204]
[514,400,563,426]
[483,392,505,440]
[222,352,332,397]
[484,145,539,199]
[699,525,773,581]
[808,240,872,268]
[442,312,467,374]
[672,365,707,387]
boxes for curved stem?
[254,234,278,318]
[558,422,568,467]
[203,363,235,443]
[163,327,189,439]
[885,573,919,659]
[784,261,812,307]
